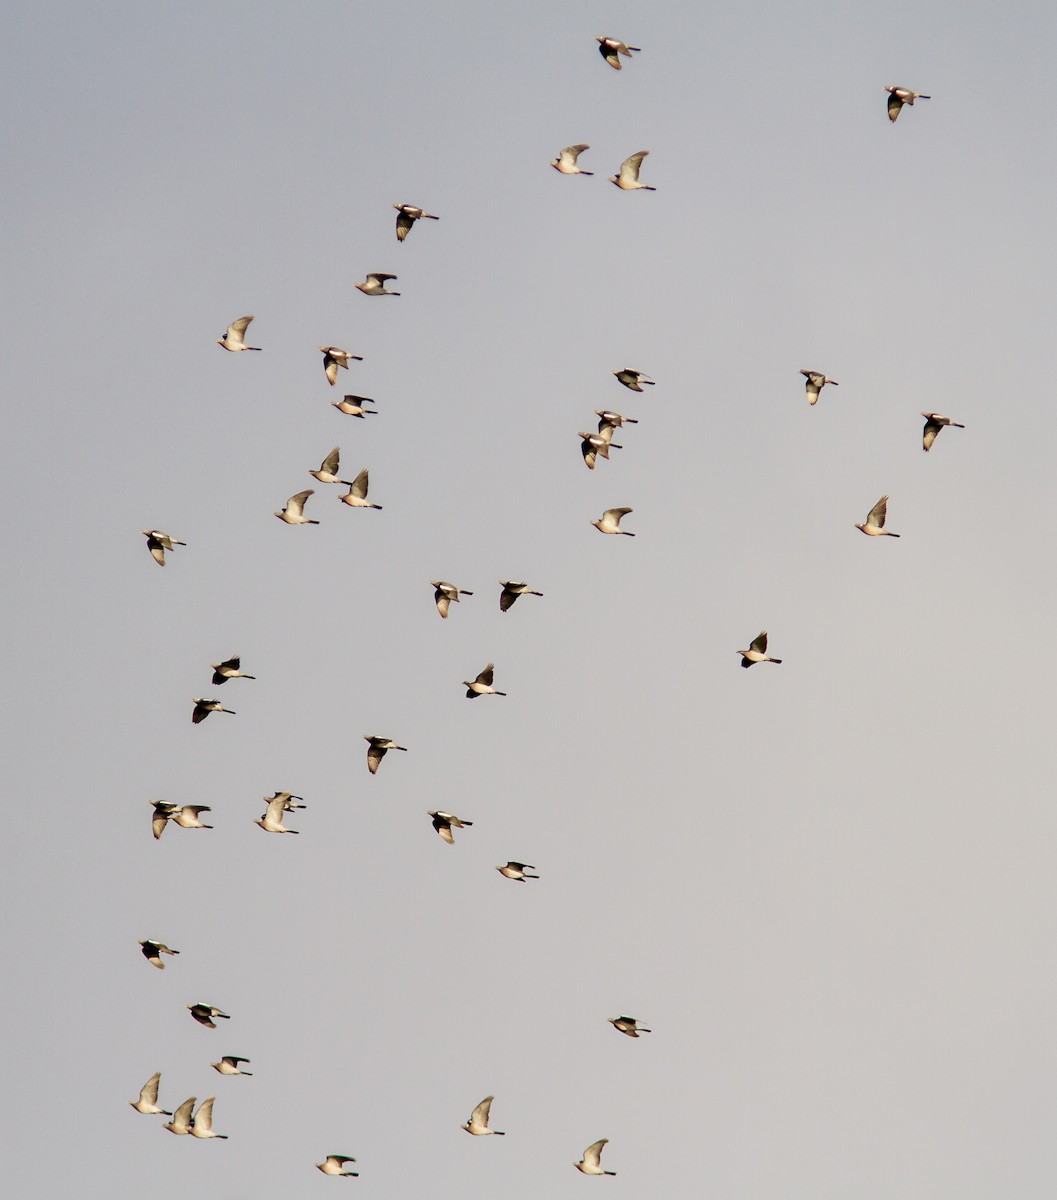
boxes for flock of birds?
[130,35,958,1183]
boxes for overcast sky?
[4,1,1057,1196]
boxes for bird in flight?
[800,369,838,405]
[320,346,363,386]
[394,204,439,242]
[310,447,349,485]
[610,150,655,190]
[212,1056,252,1076]
[886,85,931,122]
[317,1155,358,1176]
[256,793,301,834]
[139,939,180,969]
[580,429,621,470]
[597,36,641,69]
[275,489,319,524]
[499,581,543,612]
[142,529,185,566]
[855,495,901,537]
[211,655,255,685]
[592,507,635,536]
[339,468,382,509]
[130,1072,172,1115]
[608,1015,651,1038]
[613,368,654,392]
[190,1096,228,1139]
[464,663,506,698]
[496,861,538,881]
[551,143,593,174]
[192,697,235,724]
[356,272,400,296]
[332,394,377,418]
[738,631,783,668]
[365,735,407,775]
[431,580,473,619]
[921,412,965,452]
[575,1138,616,1175]
[429,810,473,844]
[463,1095,505,1136]
[188,1003,230,1029]
[163,1096,196,1135]
[216,315,261,352]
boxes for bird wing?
[583,1139,608,1167]
[350,469,369,499]
[620,151,648,183]
[396,211,414,241]
[599,42,621,68]
[750,631,768,655]
[152,811,169,839]
[320,447,340,476]
[325,356,339,386]
[499,586,517,611]
[287,490,313,517]
[368,273,397,285]
[193,1096,215,1132]
[226,315,253,344]
[868,496,888,528]
[471,1096,494,1127]
[173,1096,196,1126]
[435,593,451,619]
[922,416,941,451]
[366,743,383,774]
[888,92,903,121]
[139,1072,162,1106]
[560,143,589,167]
[605,507,633,522]
[264,794,287,822]
[477,663,495,686]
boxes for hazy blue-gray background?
[3,0,1056,1195]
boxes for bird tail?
[494,1130,507,1135]
[495,691,507,696]
[769,657,783,664]
[622,531,636,536]
[460,590,474,596]
[462,821,474,827]
[885,532,902,538]
[525,872,539,878]
[241,1071,253,1075]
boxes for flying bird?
[608,1015,651,1038]
[551,143,593,174]
[142,529,185,567]
[212,1056,252,1076]
[332,394,377,418]
[575,1138,616,1175]
[855,495,901,537]
[216,314,261,352]
[339,469,382,509]
[163,1096,196,1135]
[464,663,506,698]
[580,429,621,470]
[431,580,473,619]
[592,507,635,535]
[170,805,213,830]
[275,489,319,524]
[921,412,965,452]
[256,793,301,834]
[130,1072,172,1115]
[886,85,931,122]
[610,150,655,190]
[365,735,407,775]
[800,370,838,405]
[499,581,543,612]
[139,939,179,969]
[320,346,363,387]
[317,1155,359,1176]
[211,656,255,685]
[597,36,641,69]
[738,631,783,668]
[263,791,305,811]
[496,861,538,881]
[613,369,654,392]
[192,698,234,724]
[429,810,473,844]
[355,272,400,296]
[190,1096,228,1139]
[463,1095,505,1136]
[595,410,638,435]
[150,801,178,840]
[394,203,439,242]
[310,447,349,485]
[188,1003,230,1029]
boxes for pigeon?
[192,698,234,724]
[163,1096,196,1135]
[263,791,306,811]
[188,1003,230,1029]
[317,1155,359,1177]
[464,663,506,698]
[320,346,363,387]
[463,1095,505,1136]
[613,369,654,392]
[256,793,300,834]
[355,272,400,296]
[139,939,180,969]
[275,489,319,524]
[142,529,185,566]
[339,469,382,509]
[800,370,838,405]
[332,395,377,418]
[855,495,901,537]
[394,204,439,242]
[212,1056,252,1076]
[592,507,635,535]
[580,430,621,470]
[597,37,641,69]
[608,1015,651,1038]
[595,410,638,435]
[575,1139,616,1175]
[169,805,213,830]
[551,144,593,174]
[738,631,783,668]
[496,861,538,881]
[921,412,965,452]
[216,315,261,352]
[429,810,473,845]
[310,447,349,485]
[610,150,655,190]
[431,580,473,619]
[365,735,407,775]
[211,656,255,685]
[150,801,179,840]
[190,1096,228,1139]
[130,1072,172,1115]
[499,581,543,612]
[887,86,930,122]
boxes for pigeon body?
[464,663,506,698]
[592,507,635,535]
[855,495,901,537]
[264,791,306,811]
[212,1056,252,1076]
[463,1095,505,1136]
[320,346,362,386]
[394,204,439,242]
[429,810,473,844]
[190,1096,228,1139]
[887,85,931,121]
[163,1096,196,1135]
[496,861,538,881]
[317,1156,359,1176]
[332,395,377,418]
[800,370,838,405]
[169,805,213,830]
[216,314,261,352]
[551,143,593,174]
[922,412,965,452]
[595,410,638,435]
[356,272,400,296]
[339,469,382,509]
[142,529,185,566]
[738,631,783,668]
[597,37,641,69]
[139,939,180,969]
[610,150,654,190]
[613,369,654,392]
[188,1003,230,1029]
[579,430,621,470]
[130,1072,172,1115]
[192,698,234,724]
[365,735,407,775]
[310,447,348,485]
[256,793,301,834]
[576,1138,616,1175]
[499,581,543,612]
[275,489,319,524]
[609,1015,651,1038]
[431,580,473,619]
[211,656,255,685]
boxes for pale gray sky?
[4,1,1057,1196]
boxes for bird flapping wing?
[867,496,888,528]
[619,151,648,184]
